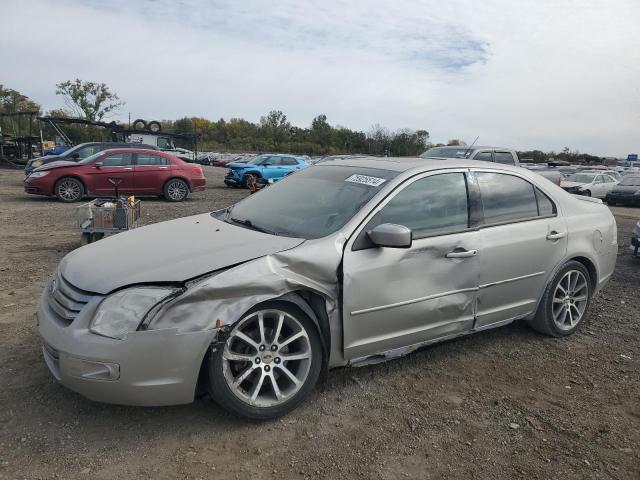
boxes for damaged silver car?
[38,158,617,419]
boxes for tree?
[0,85,40,113]
[310,114,332,149]
[55,79,124,121]
[447,139,466,146]
[259,110,291,147]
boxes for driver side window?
[379,173,469,238]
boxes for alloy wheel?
[58,179,81,201]
[167,180,187,200]
[552,270,589,331]
[222,309,312,408]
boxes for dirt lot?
[0,166,638,480]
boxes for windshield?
[218,165,399,239]
[420,147,472,158]
[78,151,104,164]
[619,176,640,186]
[59,144,84,157]
[568,174,596,183]
[248,155,272,165]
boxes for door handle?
[446,249,478,259]
[546,231,566,240]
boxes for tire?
[208,301,323,420]
[529,260,592,337]
[55,177,84,202]
[147,120,161,133]
[243,173,259,189]
[163,178,189,202]
[583,190,591,197]
[132,119,147,131]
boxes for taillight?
[191,164,203,176]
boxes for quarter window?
[281,157,298,165]
[476,172,538,224]
[535,187,556,216]
[493,152,515,165]
[379,173,469,238]
[101,153,133,167]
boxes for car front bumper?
[37,280,215,406]
[24,176,53,196]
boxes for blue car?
[224,154,309,188]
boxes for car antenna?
[463,136,479,158]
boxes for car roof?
[316,156,522,173]
[100,148,164,155]
[426,145,511,151]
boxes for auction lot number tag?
[345,174,387,187]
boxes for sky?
[1,0,639,157]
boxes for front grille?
[47,272,95,326]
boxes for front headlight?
[29,171,49,178]
[90,286,182,339]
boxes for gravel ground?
[0,166,638,480]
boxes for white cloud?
[1,0,639,156]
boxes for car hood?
[59,213,305,294]
[33,160,78,172]
[228,162,252,169]
[26,154,63,168]
[560,181,587,188]
[610,185,640,193]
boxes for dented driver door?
[342,171,480,361]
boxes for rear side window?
[281,157,298,165]
[379,173,469,238]
[137,154,168,166]
[493,152,515,165]
[474,151,493,161]
[102,153,133,167]
[476,172,538,224]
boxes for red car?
[24,148,206,202]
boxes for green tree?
[259,110,291,147]
[55,79,124,121]
[310,114,332,149]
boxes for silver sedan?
[38,158,617,419]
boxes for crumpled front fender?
[151,237,347,367]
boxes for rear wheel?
[55,177,84,202]
[583,190,591,197]
[163,178,189,202]
[529,261,592,337]
[208,302,323,420]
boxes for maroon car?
[24,148,206,202]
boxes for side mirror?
[94,162,103,169]
[367,223,412,249]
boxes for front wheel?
[583,190,591,197]
[163,178,189,202]
[529,261,592,337]
[208,302,323,420]
[55,177,84,202]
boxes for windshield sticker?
[345,174,387,187]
